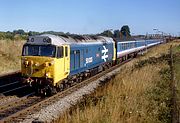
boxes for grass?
[0,40,25,74]
[57,41,180,123]
[174,53,180,95]
[58,62,170,123]
[172,42,180,119]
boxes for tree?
[28,31,39,36]
[100,30,113,37]
[0,32,5,40]
[13,29,25,35]
[113,30,120,38]
[120,25,131,38]
[5,32,14,40]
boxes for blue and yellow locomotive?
[21,34,116,95]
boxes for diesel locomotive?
[21,34,162,95]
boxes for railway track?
[0,71,21,95]
[0,71,33,97]
[0,71,38,123]
[0,71,21,86]
[0,92,37,120]
[0,58,131,123]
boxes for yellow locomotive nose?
[30,60,34,65]
[44,62,49,67]
[34,62,39,66]
[24,60,34,67]
[43,61,54,67]
[45,72,51,78]
[24,60,29,66]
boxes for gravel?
[0,95,19,106]
[21,66,123,123]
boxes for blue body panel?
[69,43,114,76]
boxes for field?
[0,40,25,74]
[57,41,180,123]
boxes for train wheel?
[46,86,57,96]
[56,83,64,92]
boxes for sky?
[0,0,179,35]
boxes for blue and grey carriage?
[115,39,162,59]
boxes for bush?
[0,32,27,41]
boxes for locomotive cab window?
[57,46,64,58]
[22,44,56,57]
[65,47,68,57]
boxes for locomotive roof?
[26,34,114,45]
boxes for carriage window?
[65,47,68,57]
[57,46,64,58]
[121,43,124,50]
[123,43,124,50]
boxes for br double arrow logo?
[101,46,108,62]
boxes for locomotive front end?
[21,35,70,95]
[21,46,55,83]
[21,43,56,92]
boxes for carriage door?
[64,46,70,75]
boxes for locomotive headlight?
[43,61,54,67]
[45,72,50,78]
[30,60,34,65]
[34,62,39,67]
[44,62,49,67]
[24,60,29,66]
[49,61,54,66]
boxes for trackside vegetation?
[0,40,25,74]
[172,44,180,122]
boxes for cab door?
[54,46,64,84]
[64,45,70,76]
